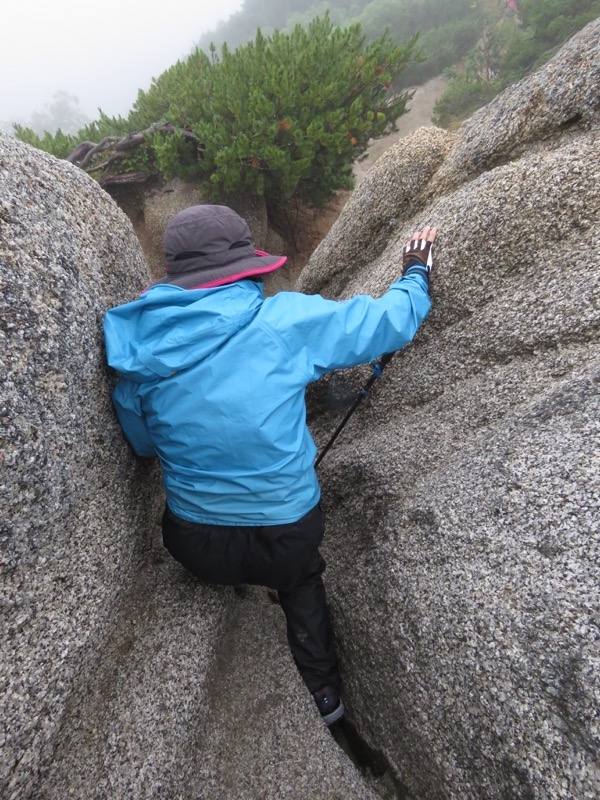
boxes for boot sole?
[322,698,345,726]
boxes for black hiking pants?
[162,502,340,693]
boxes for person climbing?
[103,204,436,726]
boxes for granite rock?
[34,537,376,800]
[0,132,163,797]
[301,18,600,800]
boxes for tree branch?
[97,172,150,188]
[66,123,203,175]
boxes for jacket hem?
[166,496,321,527]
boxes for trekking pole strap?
[315,352,395,468]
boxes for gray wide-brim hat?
[150,204,287,290]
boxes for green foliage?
[12,126,78,159]
[129,59,195,131]
[398,14,483,86]
[14,108,137,160]
[86,144,153,177]
[149,130,199,181]
[196,0,598,118]
[139,15,418,207]
[194,0,484,97]
[500,0,600,79]
[15,0,598,209]
[518,0,600,39]
[433,0,600,127]
[77,110,136,141]
[15,11,417,209]
[432,74,500,127]
[357,0,474,40]
[285,2,352,30]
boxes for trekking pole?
[315,351,395,468]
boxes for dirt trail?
[353,74,448,184]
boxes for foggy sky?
[1,0,244,127]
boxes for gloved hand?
[401,225,437,286]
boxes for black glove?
[402,236,434,284]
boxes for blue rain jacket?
[104,274,430,526]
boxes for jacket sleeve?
[112,378,157,458]
[270,273,431,381]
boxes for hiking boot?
[312,685,345,726]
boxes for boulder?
[299,19,600,800]
[0,132,162,797]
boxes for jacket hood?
[104,281,263,383]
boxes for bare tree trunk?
[66,123,202,188]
